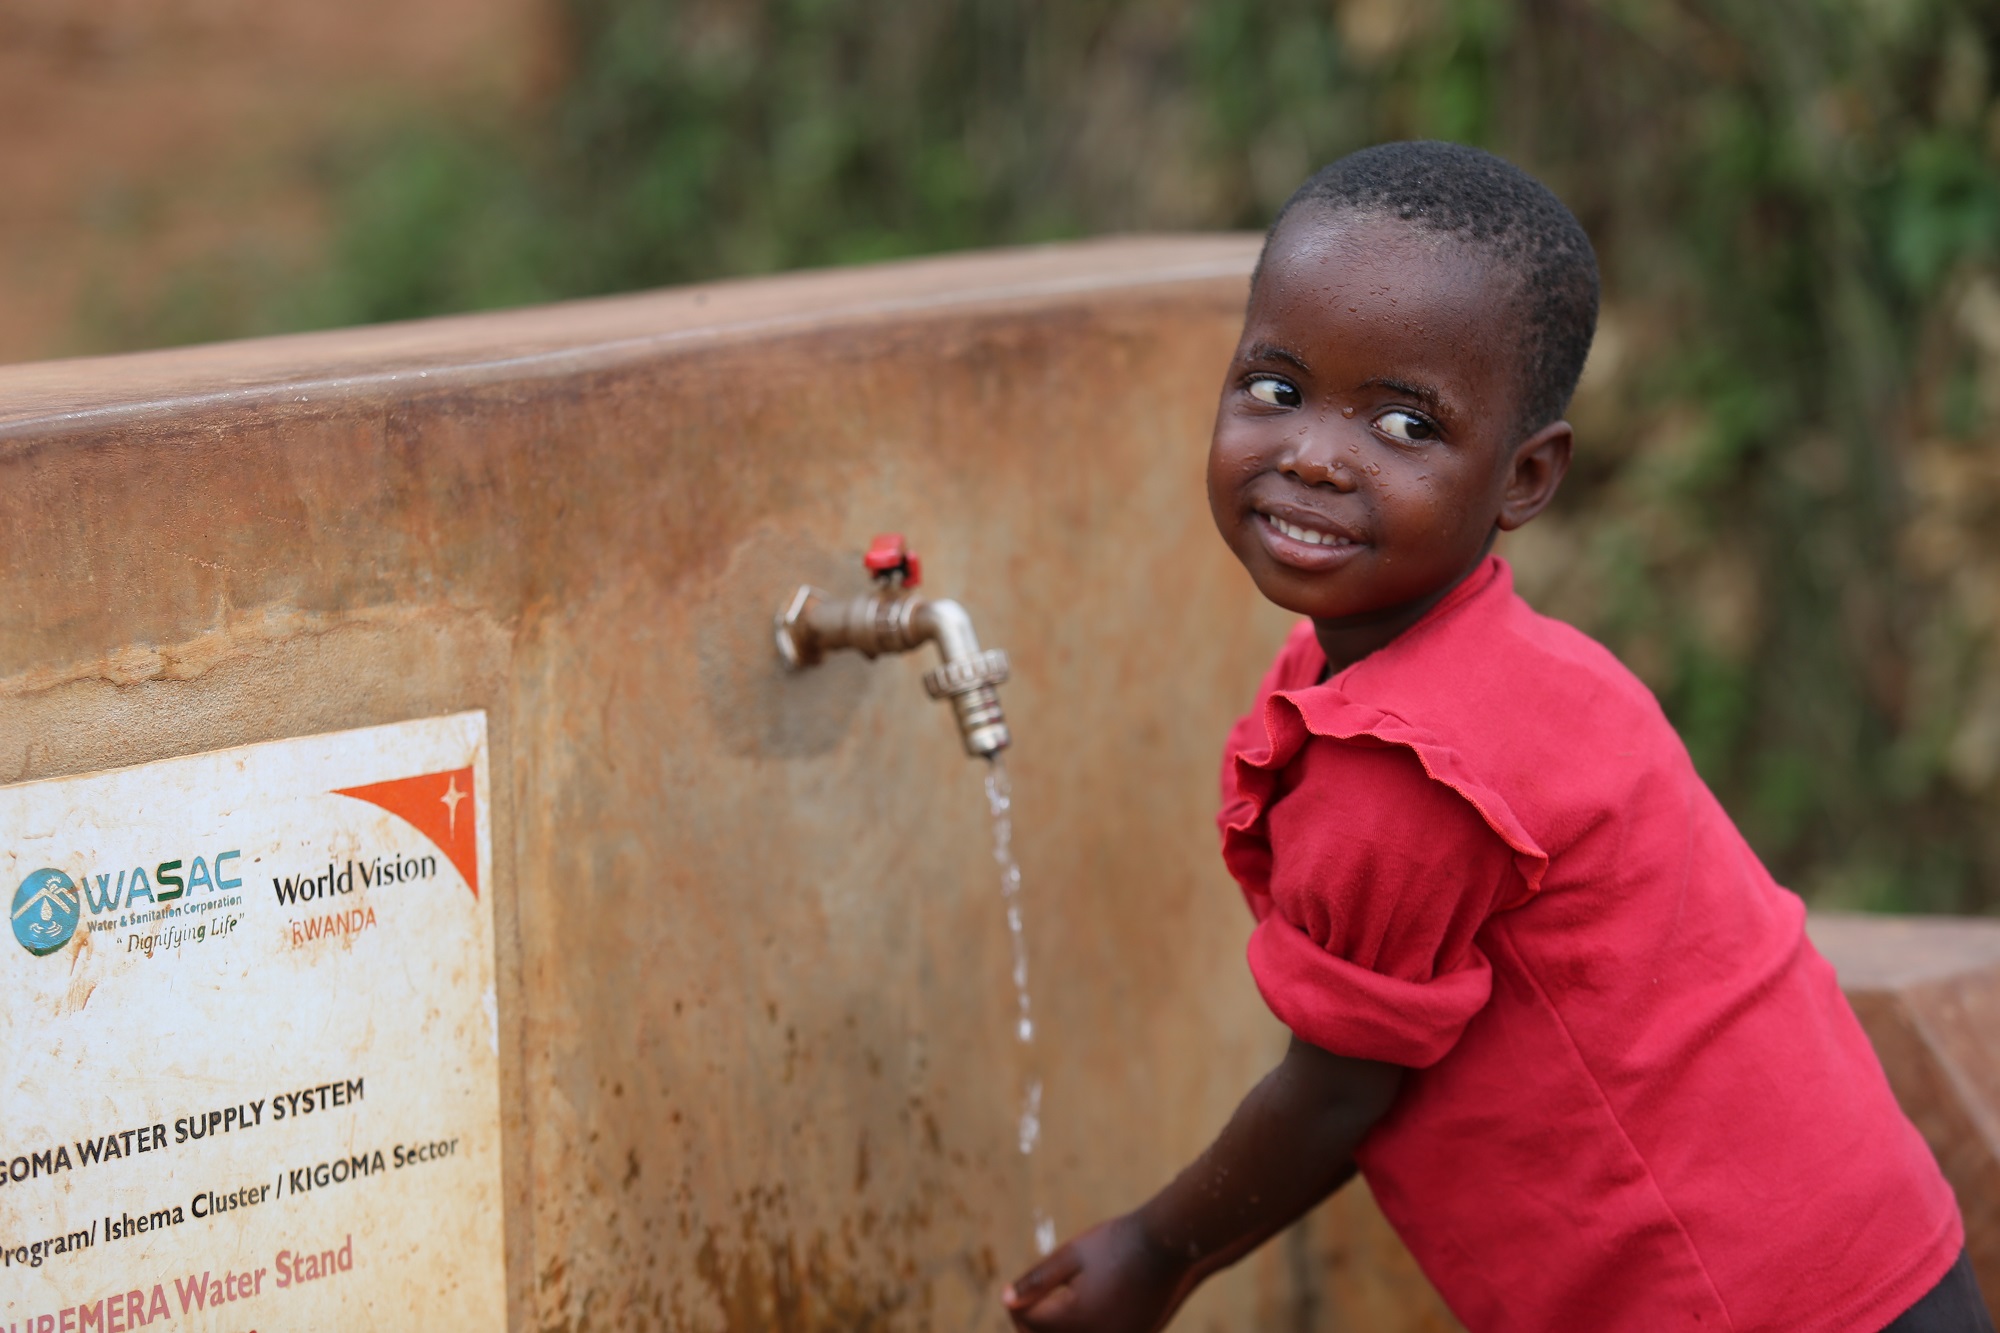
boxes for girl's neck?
[1311,550,1492,676]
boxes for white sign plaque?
[0,712,505,1329]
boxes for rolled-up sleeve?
[1249,736,1520,1068]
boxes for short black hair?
[1262,141,1600,439]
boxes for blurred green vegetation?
[93,0,2000,912]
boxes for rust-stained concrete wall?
[0,236,1461,1331]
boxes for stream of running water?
[983,757,1056,1256]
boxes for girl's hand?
[1001,1214,1193,1333]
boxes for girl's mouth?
[1265,514,1353,547]
[1255,511,1366,570]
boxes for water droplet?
[1019,1079,1043,1154]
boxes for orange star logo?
[335,766,480,897]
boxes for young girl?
[1002,142,1991,1333]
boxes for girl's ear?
[1496,420,1573,531]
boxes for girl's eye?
[1247,376,1301,408]
[1374,409,1438,442]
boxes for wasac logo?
[11,869,79,956]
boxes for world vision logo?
[274,768,480,952]
[333,766,480,898]
[12,869,80,956]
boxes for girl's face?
[1207,210,1569,652]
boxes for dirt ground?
[0,0,551,364]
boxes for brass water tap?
[776,534,1011,758]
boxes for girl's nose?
[1279,436,1359,491]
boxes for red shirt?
[1220,557,1961,1333]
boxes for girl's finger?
[1003,1246,1082,1308]
[1010,1281,1081,1328]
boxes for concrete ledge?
[0,234,1259,439]
[1810,912,2000,1319]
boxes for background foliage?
[98,0,2000,911]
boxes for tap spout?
[775,536,1011,759]
[910,598,1011,759]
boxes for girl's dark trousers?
[1881,1252,1996,1333]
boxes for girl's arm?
[1002,1035,1404,1333]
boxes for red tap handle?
[863,533,922,588]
